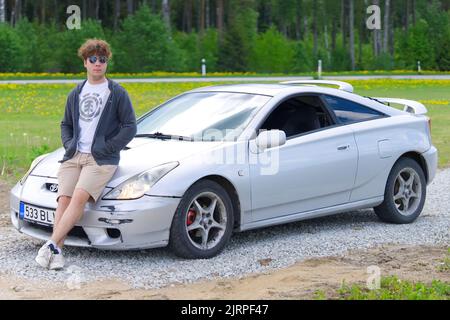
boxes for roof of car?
[188,83,296,96]
[186,83,406,117]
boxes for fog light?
[106,228,121,239]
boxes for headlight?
[102,162,179,200]
[19,153,49,185]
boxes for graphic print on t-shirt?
[77,81,111,153]
[79,92,103,122]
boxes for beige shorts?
[57,151,118,203]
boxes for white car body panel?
[349,115,432,202]
[248,125,358,222]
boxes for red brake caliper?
[186,209,196,226]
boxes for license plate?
[19,202,55,226]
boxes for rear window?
[323,95,385,124]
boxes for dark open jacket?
[59,78,137,165]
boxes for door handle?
[337,144,350,151]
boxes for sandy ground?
[0,244,448,300]
[1,179,448,300]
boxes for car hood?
[31,138,224,186]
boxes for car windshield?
[136,92,271,141]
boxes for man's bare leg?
[51,188,90,246]
[54,196,71,249]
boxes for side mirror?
[255,130,286,152]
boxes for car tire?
[374,157,426,224]
[169,180,234,259]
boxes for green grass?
[336,276,450,300]
[0,79,449,186]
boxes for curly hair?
[77,38,112,61]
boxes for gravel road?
[0,169,448,290]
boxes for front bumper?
[10,175,181,250]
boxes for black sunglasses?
[88,55,108,64]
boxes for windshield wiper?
[135,132,193,141]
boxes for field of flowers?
[0,79,449,185]
[0,70,449,80]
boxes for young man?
[35,39,137,270]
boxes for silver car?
[10,80,438,259]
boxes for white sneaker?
[35,243,52,269]
[49,252,65,270]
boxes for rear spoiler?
[372,97,428,115]
[280,80,354,93]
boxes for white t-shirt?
[77,80,111,153]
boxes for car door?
[249,95,358,222]
[320,94,392,203]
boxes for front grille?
[25,221,89,240]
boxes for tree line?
[0,0,449,73]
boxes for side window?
[322,95,384,124]
[259,95,333,138]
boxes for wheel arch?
[396,151,429,183]
[187,175,242,230]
